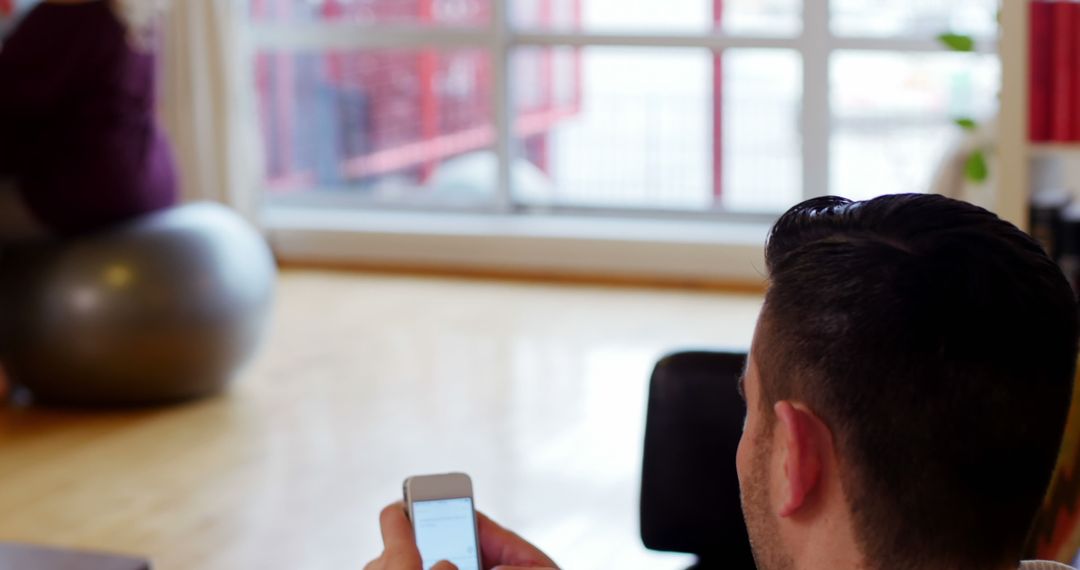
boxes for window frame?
[248,0,999,282]
[249,0,998,212]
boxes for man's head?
[736,194,1079,570]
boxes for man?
[367,194,1080,570]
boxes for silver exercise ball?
[0,202,276,407]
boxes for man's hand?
[365,503,558,570]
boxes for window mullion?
[802,0,831,200]
[492,0,514,214]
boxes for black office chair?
[640,351,755,570]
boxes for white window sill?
[263,206,772,286]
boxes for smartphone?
[403,472,482,570]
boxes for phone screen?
[412,497,480,570]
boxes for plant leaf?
[954,117,979,131]
[938,33,976,52]
[965,149,989,184]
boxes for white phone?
[403,472,482,570]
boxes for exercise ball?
[0,202,276,407]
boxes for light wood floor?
[0,269,763,570]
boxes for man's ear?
[773,401,825,518]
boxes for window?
[249,1,999,244]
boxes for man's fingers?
[476,511,524,563]
[475,512,557,568]
[379,503,419,556]
[431,561,459,570]
[492,566,558,570]
[378,503,419,565]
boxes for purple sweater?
[0,1,177,235]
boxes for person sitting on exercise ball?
[0,0,177,242]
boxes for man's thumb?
[431,561,459,570]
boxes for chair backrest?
[640,350,755,568]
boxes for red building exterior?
[251,0,582,192]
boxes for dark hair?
[760,194,1078,570]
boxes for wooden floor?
[0,269,763,570]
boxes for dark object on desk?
[0,542,150,569]
[1029,187,1072,261]
[1056,203,1080,295]
[640,351,756,570]
[0,202,276,407]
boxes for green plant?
[937,32,990,185]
